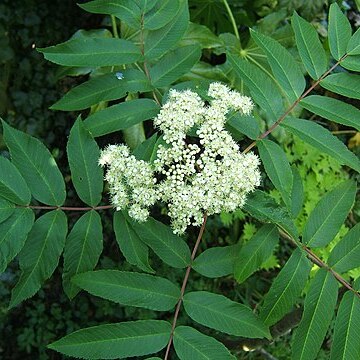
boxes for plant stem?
[242,54,348,154]
[111,15,119,38]
[222,0,240,42]
[279,229,360,300]
[164,214,208,360]
[18,204,113,211]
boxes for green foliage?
[1,1,359,359]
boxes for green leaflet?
[258,139,293,208]
[251,30,305,103]
[2,121,66,206]
[234,224,279,284]
[38,38,142,67]
[149,44,201,88]
[320,73,360,100]
[144,0,181,30]
[227,53,284,123]
[62,211,103,299]
[193,244,238,278]
[328,3,352,60]
[67,119,103,207]
[292,269,338,360]
[259,249,311,326]
[226,113,260,140]
[330,285,360,360]
[291,166,304,219]
[0,208,34,274]
[0,156,31,205]
[78,0,157,29]
[341,55,360,72]
[328,224,360,273]
[347,27,360,55]
[145,0,189,60]
[72,270,180,311]
[133,133,159,162]
[181,22,222,49]
[173,326,235,360]
[281,117,360,173]
[48,320,171,359]
[84,99,160,137]
[300,95,360,131]
[291,11,327,80]
[113,211,154,273]
[0,198,14,224]
[183,291,270,339]
[302,180,356,247]
[9,210,67,308]
[51,69,152,111]
[243,190,299,240]
[133,217,191,268]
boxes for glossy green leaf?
[292,269,338,360]
[2,121,66,206]
[291,166,304,218]
[320,73,360,100]
[183,291,270,339]
[0,156,31,205]
[113,211,153,273]
[0,198,14,224]
[9,210,67,308]
[0,208,34,274]
[145,0,189,60]
[291,12,327,80]
[133,133,158,162]
[243,190,299,240]
[281,118,360,173]
[67,119,103,206]
[258,139,293,208]
[173,326,235,360]
[48,320,171,359]
[328,224,360,273]
[79,0,154,29]
[234,224,279,283]
[300,95,360,131]
[341,55,360,72]
[328,3,352,60]
[144,0,181,30]
[227,53,283,123]
[193,245,238,278]
[134,217,191,268]
[330,284,360,360]
[84,99,160,137]
[251,30,305,102]
[38,38,142,67]
[303,180,356,247]
[63,211,103,299]
[347,28,360,55]
[259,249,311,326]
[226,113,260,140]
[73,270,180,311]
[51,70,152,111]
[150,44,201,88]
[181,22,222,49]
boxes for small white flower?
[100,83,261,234]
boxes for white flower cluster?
[99,82,261,234]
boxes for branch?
[18,204,113,211]
[164,214,208,360]
[242,54,349,154]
